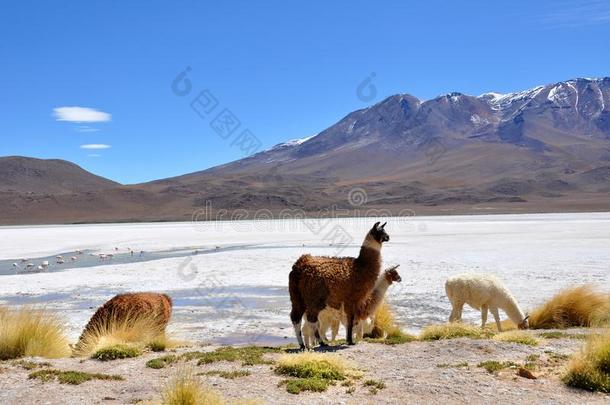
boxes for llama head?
[370,222,390,243]
[384,265,401,284]
[518,315,530,330]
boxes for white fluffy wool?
[445,273,527,331]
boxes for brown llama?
[289,222,390,348]
[76,292,172,347]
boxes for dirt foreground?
[1,330,609,405]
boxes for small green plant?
[29,369,123,385]
[493,331,539,346]
[363,379,386,394]
[436,362,469,368]
[146,354,177,369]
[12,360,52,370]
[525,354,540,362]
[539,331,568,339]
[183,346,281,366]
[477,360,518,374]
[203,370,251,379]
[365,329,417,345]
[546,351,570,361]
[92,344,141,361]
[420,323,486,341]
[280,378,330,394]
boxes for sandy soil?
[1,330,608,404]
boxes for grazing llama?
[289,222,390,348]
[445,273,529,332]
[76,292,173,348]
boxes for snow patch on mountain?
[270,135,316,150]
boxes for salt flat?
[1,212,609,344]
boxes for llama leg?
[355,321,364,341]
[346,311,355,345]
[481,304,488,329]
[490,307,502,332]
[331,319,339,342]
[290,307,306,349]
[306,311,327,348]
[449,302,463,323]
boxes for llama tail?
[289,266,304,323]
[289,265,306,348]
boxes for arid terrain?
[1,331,608,404]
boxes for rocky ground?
[1,330,608,405]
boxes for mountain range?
[2,77,609,224]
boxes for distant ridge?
[2,77,610,224]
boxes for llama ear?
[373,221,380,229]
[523,315,530,321]
[381,222,387,229]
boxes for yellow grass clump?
[487,319,517,332]
[563,329,610,392]
[420,322,487,341]
[74,311,177,357]
[492,330,539,346]
[366,302,417,344]
[529,285,610,329]
[0,306,71,360]
[159,369,263,405]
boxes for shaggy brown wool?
[289,222,389,346]
[77,292,172,344]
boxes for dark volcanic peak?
[0,156,119,194]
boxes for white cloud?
[76,125,100,133]
[54,106,111,122]
[80,144,111,150]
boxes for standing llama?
[445,273,529,332]
[303,265,401,346]
[289,222,390,349]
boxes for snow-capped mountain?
[2,77,610,224]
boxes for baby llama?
[303,265,402,346]
[445,273,529,332]
[289,222,390,349]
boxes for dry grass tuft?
[563,330,610,392]
[419,323,487,341]
[162,370,222,405]
[365,302,417,344]
[488,320,517,332]
[161,369,263,404]
[529,285,610,329]
[0,306,71,360]
[492,331,539,346]
[74,311,175,357]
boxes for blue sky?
[1,1,609,184]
